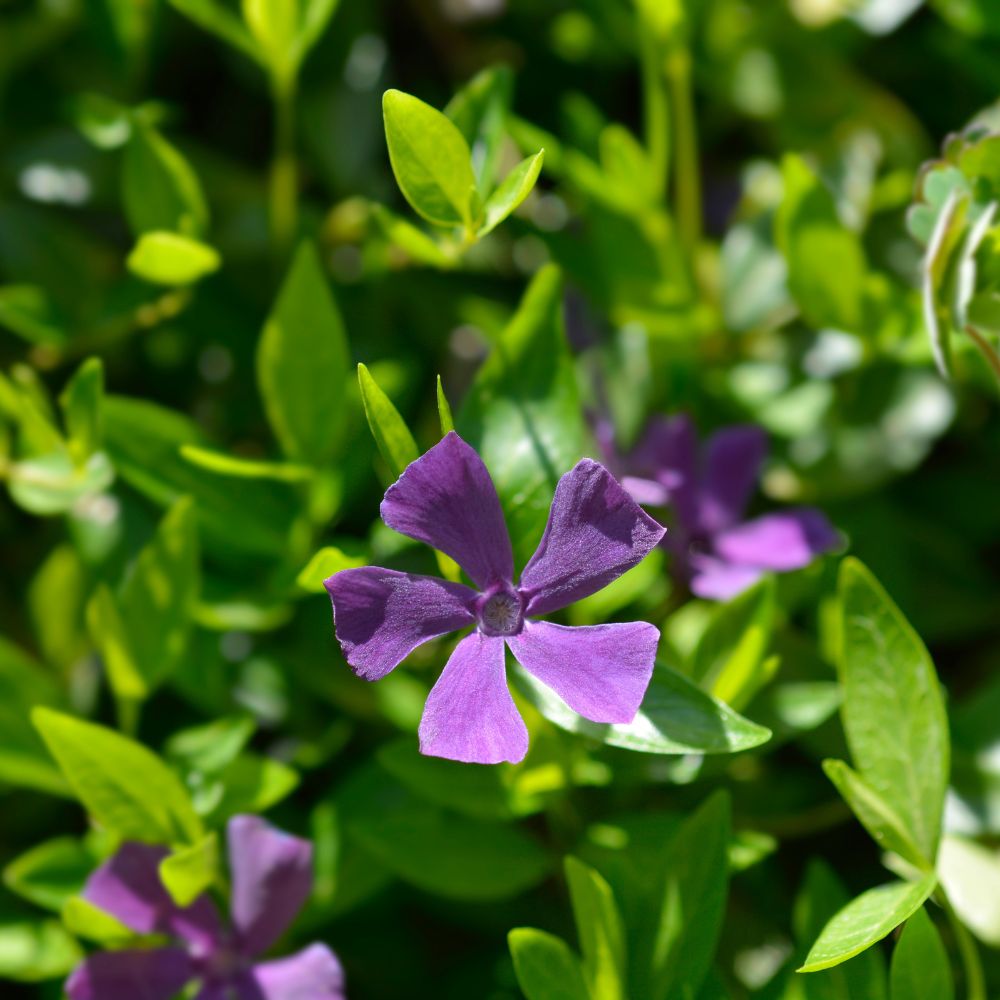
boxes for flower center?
[478,587,524,636]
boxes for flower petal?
[714,508,838,571]
[228,815,313,958]
[508,620,658,724]
[519,460,665,616]
[630,415,699,527]
[247,944,347,1000]
[418,632,527,764]
[380,431,514,589]
[688,555,764,601]
[699,425,768,532]
[325,567,476,680]
[66,948,193,1000]
[82,842,220,950]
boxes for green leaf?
[508,928,590,1000]
[296,0,340,65]
[349,802,550,902]
[458,265,587,563]
[690,576,776,710]
[0,639,68,796]
[257,241,350,465]
[799,875,938,973]
[637,791,730,1000]
[159,832,219,907]
[61,897,133,944]
[565,856,627,1000]
[0,285,66,346]
[88,497,200,700]
[32,708,203,845]
[297,545,365,592]
[889,907,953,1000]
[514,660,772,755]
[166,0,262,61]
[936,834,1000,946]
[383,89,478,228]
[436,375,455,434]
[477,150,544,237]
[0,921,82,983]
[370,204,455,268]
[102,395,298,558]
[166,716,257,775]
[126,231,221,285]
[357,362,419,476]
[180,444,313,482]
[837,559,949,864]
[242,0,298,78]
[122,122,209,237]
[775,154,867,331]
[7,451,114,517]
[822,760,930,870]
[3,837,94,912]
[445,65,513,191]
[59,358,103,462]
[793,861,888,1000]
[921,190,969,377]
[199,753,299,824]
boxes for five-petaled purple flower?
[66,815,345,1000]
[325,431,665,765]
[602,414,838,600]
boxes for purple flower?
[325,431,665,765]
[610,415,838,601]
[66,815,345,1000]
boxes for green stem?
[269,72,298,260]
[965,325,1000,386]
[665,47,701,256]
[943,893,986,1000]
[117,697,141,739]
[638,32,670,201]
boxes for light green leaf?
[357,362,419,477]
[370,204,455,268]
[61,897,133,945]
[838,559,949,864]
[565,856,627,1000]
[921,189,969,377]
[691,576,775,710]
[126,231,220,285]
[166,716,256,775]
[7,451,113,517]
[445,65,513,191]
[477,150,544,237]
[165,0,262,61]
[122,123,208,237]
[159,832,219,907]
[32,708,203,845]
[889,907,953,1000]
[59,357,103,462]
[383,89,478,228]
[799,875,937,973]
[0,921,82,982]
[0,285,66,346]
[458,265,587,564]
[200,753,299,824]
[638,791,730,1000]
[508,928,590,1000]
[436,374,454,434]
[349,802,550,902]
[180,444,313,482]
[776,154,867,331]
[70,92,135,149]
[295,0,341,65]
[257,241,350,465]
[297,545,365,592]
[936,834,1000,946]
[3,837,94,912]
[514,660,772,755]
[822,759,930,870]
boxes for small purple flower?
[66,815,345,1000]
[325,431,665,765]
[609,415,838,601]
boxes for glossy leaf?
[257,241,351,464]
[357,362,419,477]
[478,150,544,237]
[889,907,953,1000]
[445,65,513,191]
[508,928,589,1000]
[565,857,627,1000]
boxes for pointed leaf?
[159,832,219,907]
[889,907,953,1000]
[478,150,544,237]
[357,362,419,476]
[508,928,589,1000]
[126,231,220,286]
[565,857,626,1000]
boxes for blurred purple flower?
[66,815,345,1000]
[604,415,838,601]
[325,431,665,765]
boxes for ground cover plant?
[2,0,1000,997]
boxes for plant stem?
[270,73,298,260]
[943,893,986,1000]
[639,32,670,201]
[965,325,1000,385]
[666,46,701,257]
